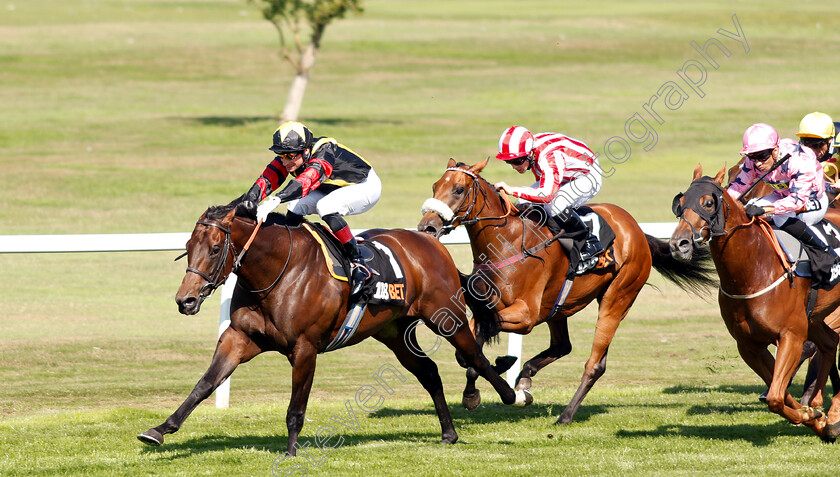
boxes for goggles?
[745,149,773,163]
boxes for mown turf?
[3,1,840,475]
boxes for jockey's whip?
[738,153,791,202]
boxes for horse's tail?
[458,272,502,344]
[646,234,717,296]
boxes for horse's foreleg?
[376,324,458,444]
[442,324,520,407]
[764,333,823,425]
[285,341,318,457]
[138,327,261,446]
[461,329,484,411]
[516,317,572,391]
[556,274,642,425]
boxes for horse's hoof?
[513,389,533,408]
[494,355,518,374]
[515,377,532,391]
[441,431,459,445]
[801,406,824,422]
[826,420,840,440]
[462,390,481,410]
[137,429,163,446]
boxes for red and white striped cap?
[496,126,534,160]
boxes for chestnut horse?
[669,164,840,441]
[417,158,715,425]
[138,202,529,455]
[728,157,840,406]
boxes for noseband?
[672,177,730,246]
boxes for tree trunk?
[281,42,318,122]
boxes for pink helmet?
[496,126,534,160]
[740,123,779,155]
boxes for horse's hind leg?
[375,322,457,444]
[138,327,261,446]
[516,317,572,392]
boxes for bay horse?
[417,158,715,425]
[669,164,840,441]
[138,202,529,455]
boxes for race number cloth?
[302,223,407,305]
[564,206,617,276]
[772,220,840,289]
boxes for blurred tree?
[249,0,364,122]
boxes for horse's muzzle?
[669,236,694,262]
[418,213,444,239]
[176,294,204,315]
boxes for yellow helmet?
[796,112,835,139]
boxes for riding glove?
[744,204,766,217]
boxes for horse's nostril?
[422,226,438,235]
[178,297,197,309]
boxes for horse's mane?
[204,200,302,227]
[205,202,238,221]
[453,161,526,213]
[453,162,541,225]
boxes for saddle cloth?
[772,220,840,286]
[302,223,407,305]
[568,206,617,275]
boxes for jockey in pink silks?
[728,122,836,259]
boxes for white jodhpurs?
[286,169,382,218]
[752,192,827,227]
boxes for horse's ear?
[447,158,457,168]
[714,163,727,185]
[692,163,703,181]
[471,157,490,174]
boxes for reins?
[441,166,566,270]
[183,216,292,298]
[675,179,793,299]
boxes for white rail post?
[215,274,236,409]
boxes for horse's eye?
[703,197,715,209]
[454,186,465,195]
[211,245,221,256]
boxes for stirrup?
[349,262,371,296]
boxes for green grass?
[3,0,840,475]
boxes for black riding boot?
[323,213,371,297]
[343,239,371,297]
[780,218,840,288]
[553,210,602,261]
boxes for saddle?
[302,223,407,305]
[772,220,840,289]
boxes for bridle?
[179,217,294,299]
[184,220,238,300]
[425,167,514,233]
[672,177,735,246]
